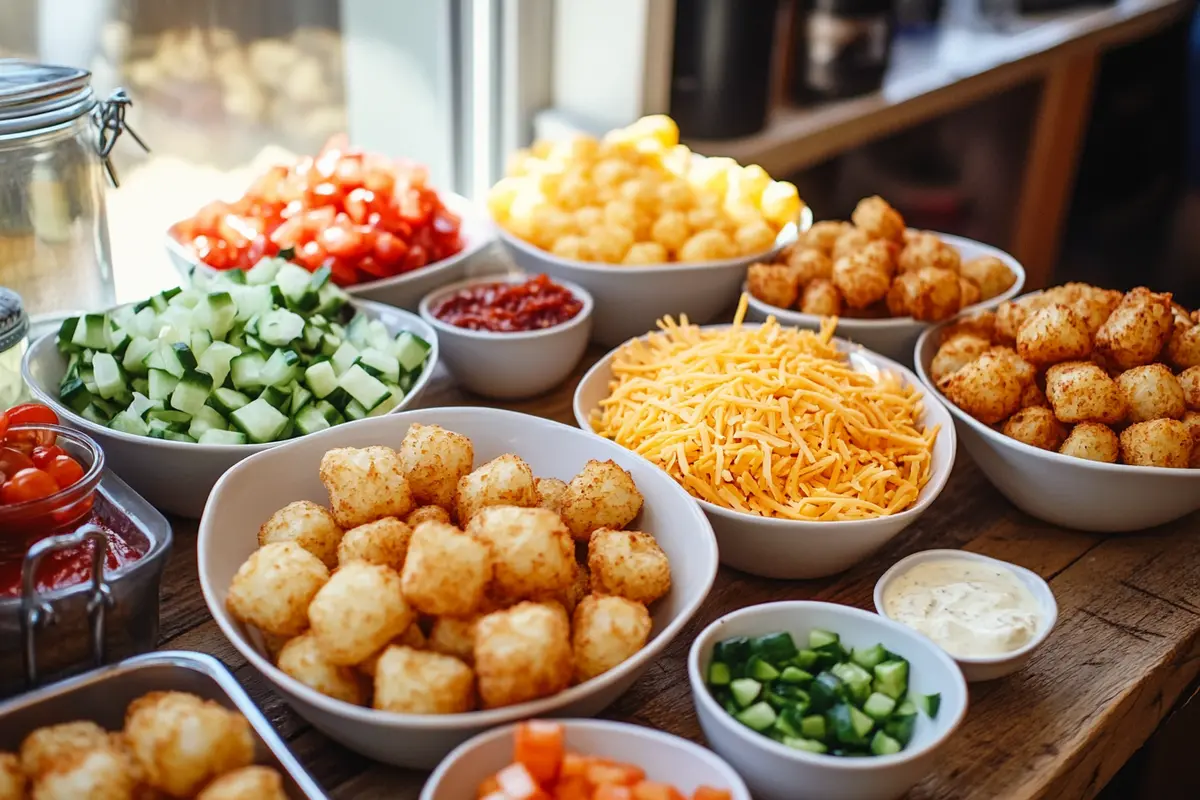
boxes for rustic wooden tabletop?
[157,350,1200,800]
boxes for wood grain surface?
[156,353,1200,800]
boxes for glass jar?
[0,289,30,409]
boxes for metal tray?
[0,650,327,799]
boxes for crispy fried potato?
[938,350,1024,424]
[467,506,575,603]
[20,722,110,779]
[1020,383,1049,410]
[961,256,1016,301]
[1182,366,1200,411]
[942,311,996,343]
[1015,303,1092,366]
[747,263,799,309]
[1183,411,1200,467]
[1166,321,1200,370]
[1002,407,1068,451]
[1119,419,1192,468]
[833,255,891,310]
[0,754,24,800]
[1061,284,1122,337]
[276,632,367,705]
[897,232,960,274]
[257,501,342,569]
[893,267,961,322]
[1059,423,1120,463]
[337,517,412,572]
[400,521,492,616]
[358,625,430,678]
[29,747,134,800]
[558,460,644,540]
[993,299,1029,345]
[832,228,870,261]
[851,196,905,242]
[309,562,414,665]
[474,602,573,709]
[1094,287,1174,370]
[195,766,287,800]
[930,335,990,384]
[455,454,538,525]
[571,594,652,683]
[534,477,568,516]
[1116,364,1185,423]
[397,424,474,509]
[786,247,833,286]
[1045,361,1127,425]
[799,278,842,316]
[372,646,475,714]
[226,542,329,638]
[803,221,851,255]
[587,529,671,605]
[319,446,414,528]
[405,505,451,528]
[428,616,479,665]
[958,277,981,308]
[987,346,1036,388]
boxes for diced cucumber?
[72,314,109,350]
[783,737,828,754]
[122,336,155,375]
[829,703,875,746]
[830,662,873,705]
[230,398,289,443]
[59,378,92,413]
[198,429,249,445]
[81,404,111,426]
[747,656,780,682]
[713,637,752,668]
[735,702,777,732]
[196,292,238,339]
[883,713,917,747]
[163,431,196,443]
[780,666,813,685]
[315,400,344,425]
[338,364,390,410]
[290,384,314,416]
[365,385,405,418]
[260,348,301,387]
[294,405,332,436]
[315,282,348,316]
[170,369,214,416]
[148,369,179,402]
[258,308,305,346]
[110,410,150,437]
[800,714,827,741]
[851,644,888,671]
[190,330,213,358]
[188,405,228,439]
[863,692,897,721]
[343,398,368,421]
[92,353,124,400]
[392,330,431,372]
[230,284,274,321]
[207,387,251,416]
[730,678,762,709]
[808,672,844,713]
[197,342,240,389]
[230,352,267,392]
[158,341,195,378]
[873,661,909,701]
[246,256,283,284]
[303,360,339,399]
[356,347,401,384]
[330,341,360,376]
[274,263,318,310]
[708,662,732,687]
[127,392,157,419]
[916,693,940,719]
[57,317,79,350]
[752,632,799,663]
[147,409,191,427]
[870,731,902,756]
[302,323,324,352]
[261,385,291,410]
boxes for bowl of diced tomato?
[422,720,750,800]
[167,138,495,311]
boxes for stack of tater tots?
[747,196,1016,321]
[932,283,1200,468]
[225,424,672,714]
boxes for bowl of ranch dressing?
[873,549,1058,682]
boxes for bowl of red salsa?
[419,274,593,399]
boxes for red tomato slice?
[344,188,376,225]
[44,455,85,489]
[372,231,408,267]
[319,225,367,258]
[308,182,345,207]
[1,468,60,504]
[355,256,389,279]
[325,258,360,286]
[296,241,328,270]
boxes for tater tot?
[1166,322,1200,370]
[467,506,575,603]
[1116,364,1186,423]
[896,232,960,274]
[428,616,479,664]
[939,350,1024,425]
[1045,361,1127,425]
[319,446,414,528]
[309,562,414,665]
[1015,303,1092,366]
[1183,411,1200,467]
[474,602,573,709]
[0,754,24,800]
[372,646,475,714]
[1059,423,1120,463]
[958,277,981,308]
[257,500,342,569]
[20,722,110,778]
[1119,419,1192,468]
[337,517,412,572]
[747,263,799,309]
[804,220,851,255]
[930,335,990,383]
[277,632,367,705]
[797,278,841,316]
[901,267,962,322]
[1002,407,1068,451]
[195,766,288,800]
[960,256,1016,301]
[1094,287,1175,370]
[1021,383,1049,410]
[455,454,538,525]
[1065,285,1122,337]
[832,228,870,261]
[833,257,890,310]
[993,299,1029,345]
[942,311,997,343]
[535,477,568,515]
[28,747,134,800]
[397,424,474,509]
[572,594,652,683]
[400,521,492,616]
[987,346,1037,388]
[558,460,644,540]
[556,563,591,615]
[406,505,451,527]
[851,195,905,242]
[588,529,671,605]
[786,247,833,286]
[226,542,329,638]
[1181,366,1200,410]
[358,625,430,678]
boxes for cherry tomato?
[44,454,85,489]
[9,403,60,427]
[0,446,34,475]
[0,410,9,441]
[1,468,60,504]
[30,445,66,468]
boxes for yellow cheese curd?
[590,297,939,520]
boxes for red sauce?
[433,274,583,332]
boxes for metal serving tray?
[0,650,327,799]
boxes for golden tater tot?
[939,350,1024,424]
[588,529,671,605]
[987,346,1037,388]
[29,746,134,800]
[1021,383,1049,410]
[804,221,852,255]
[832,228,871,261]
[786,247,833,286]
[572,594,652,683]
[960,256,1016,301]
[474,602,573,709]
[622,242,669,265]
[195,766,287,800]
[558,460,644,540]
[401,521,492,617]
[319,446,413,529]
[897,232,960,274]
[1119,419,1192,468]
[20,722,110,778]
[958,277,981,309]
[535,477,568,515]
[276,632,367,705]
[372,646,475,714]
[1181,366,1200,410]
[1059,423,1120,463]
[1166,321,1200,370]
[1062,284,1122,337]
[555,563,591,615]
[309,562,414,665]
[0,754,23,800]
[735,219,778,256]
[1045,361,1127,425]
[466,506,575,603]
[337,517,412,572]
[942,310,997,343]
[257,500,342,569]
[398,424,474,510]
[993,299,1029,345]
[1116,364,1185,423]
[800,279,842,316]
[678,229,736,262]
[747,263,799,309]
[1016,303,1092,366]
[893,267,961,322]
[851,195,906,242]
[650,211,689,253]
[455,454,538,525]
[833,257,890,310]
[428,616,479,665]
[1094,287,1175,370]
[405,505,451,528]
[1002,407,1068,451]
[226,542,329,638]
[1182,411,1200,467]
[359,626,430,678]
[930,335,991,384]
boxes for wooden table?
[157,353,1200,800]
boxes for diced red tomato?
[559,753,589,780]
[514,722,565,786]
[594,787,634,800]
[632,782,686,800]
[585,762,644,787]
[551,777,591,800]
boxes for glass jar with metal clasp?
[0,60,148,317]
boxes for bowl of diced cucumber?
[688,601,968,800]
[22,258,438,518]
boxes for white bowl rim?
[573,323,958,532]
[20,297,439,452]
[871,548,1059,666]
[419,718,753,800]
[199,406,720,730]
[743,232,1027,329]
[493,206,813,274]
[913,314,1200,479]
[687,600,969,771]
[417,272,595,343]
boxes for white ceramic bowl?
[573,326,957,579]
[913,321,1200,531]
[745,233,1026,366]
[873,549,1058,682]
[167,192,496,311]
[688,601,969,800]
[495,207,812,347]
[197,407,719,768]
[420,719,752,800]
[418,274,593,400]
[21,299,438,518]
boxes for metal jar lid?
[0,288,30,352]
[0,60,95,136]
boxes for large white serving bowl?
[420,719,751,800]
[745,233,1025,366]
[573,326,956,579]
[418,274,594,400]
[167,192,496,311]
[21,298,438,518]
[688,601,969,800]
[197,407,719,769]
[495,207,812,347]
[913,322,1200,531]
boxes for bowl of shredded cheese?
[573,297,956,579]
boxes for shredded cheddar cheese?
[590,295,938,520]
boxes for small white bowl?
[573,326,957,579]
[420,719,752,800]
[688,601,969,800]
[913,320,1200,531]
[495,207,812,347]
[21,298,438,518]
[198,407,719,768]
[418,274,593,400]
[873,549,1058,682]
[167,192,496,311]
[745,233,1026,366]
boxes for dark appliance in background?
[670,0,779,139]
[788,0,894,103]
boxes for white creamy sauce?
[883,559,1043,658]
